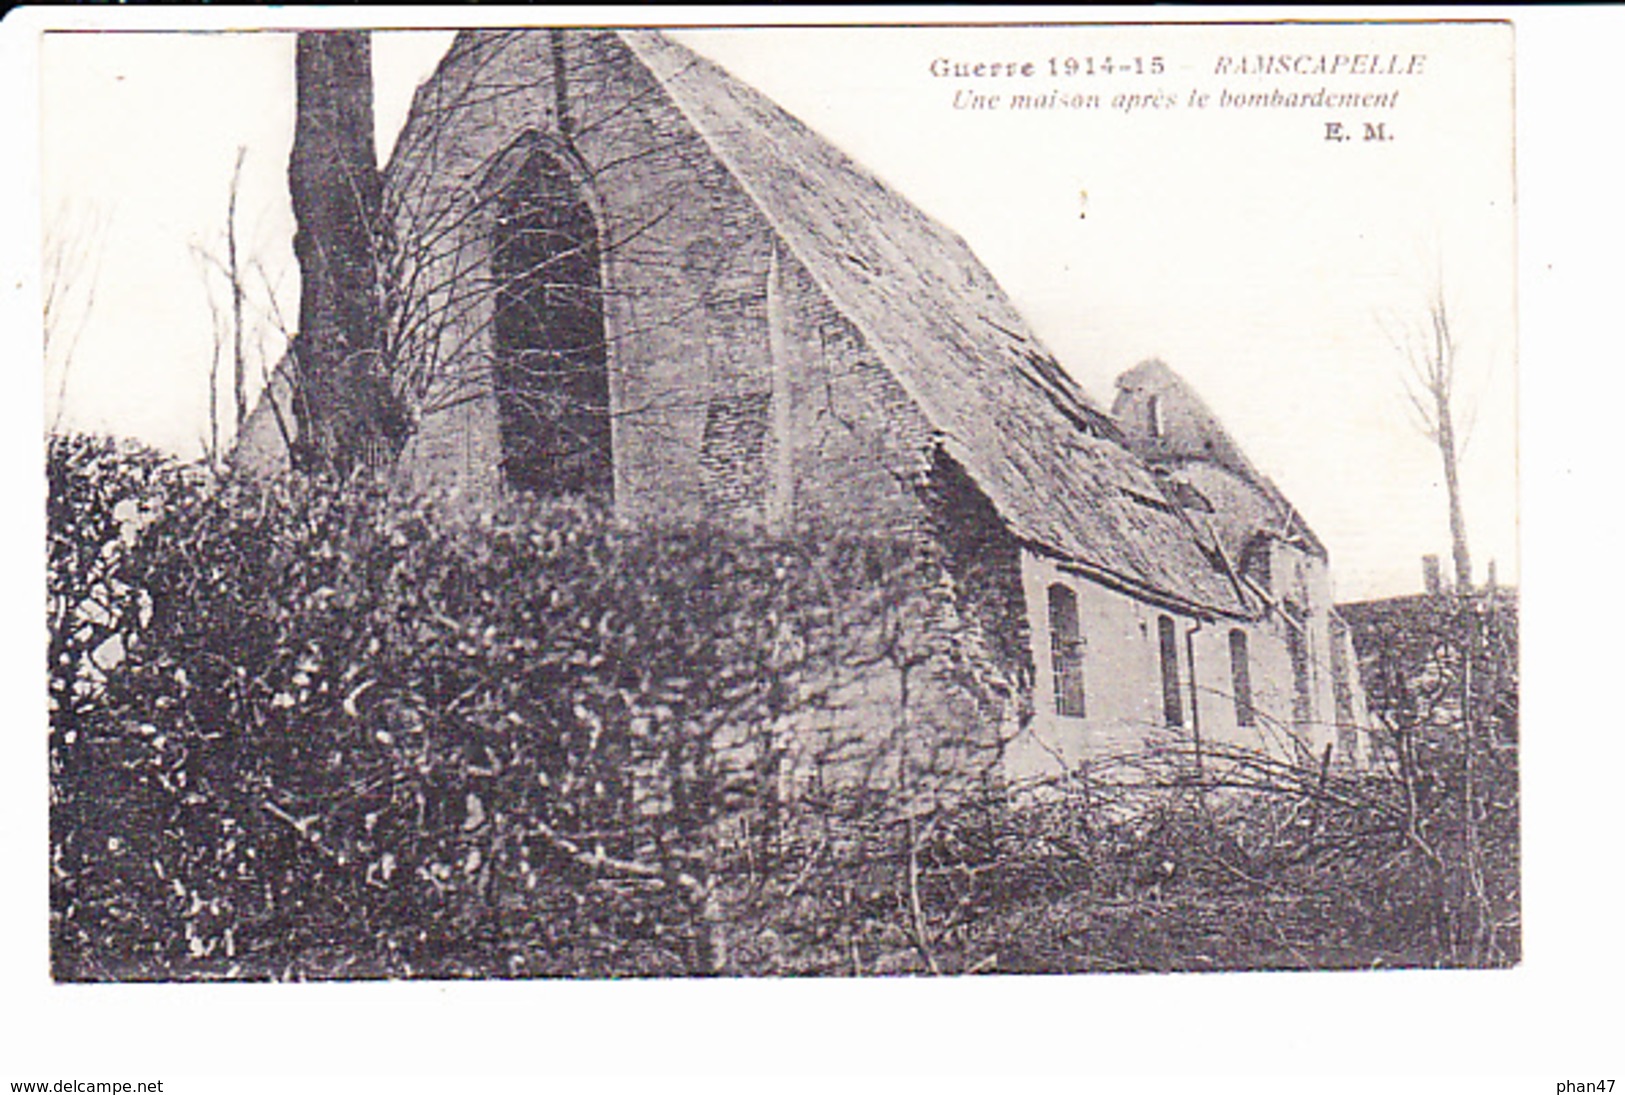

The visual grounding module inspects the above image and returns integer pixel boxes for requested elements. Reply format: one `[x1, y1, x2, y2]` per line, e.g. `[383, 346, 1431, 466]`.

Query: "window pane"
[1048, 584, 1085, 718]
[1287, 614, 1312, 729]
[1229, 628, 1254, 727]
[1158, 615, 1182, 727]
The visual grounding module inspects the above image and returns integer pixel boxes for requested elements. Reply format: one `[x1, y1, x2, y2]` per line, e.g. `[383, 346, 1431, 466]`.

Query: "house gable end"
[620, 30, 1248, 617]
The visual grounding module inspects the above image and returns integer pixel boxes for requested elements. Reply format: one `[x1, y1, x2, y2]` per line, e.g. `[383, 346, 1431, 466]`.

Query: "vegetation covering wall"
[48, 434, 995, 978]
[48, 435, 1518, 979]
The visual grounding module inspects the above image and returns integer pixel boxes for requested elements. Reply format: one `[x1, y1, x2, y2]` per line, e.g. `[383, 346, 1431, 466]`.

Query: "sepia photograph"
[39, 17, 1520, 982]
[14, 4, 1619, 1089]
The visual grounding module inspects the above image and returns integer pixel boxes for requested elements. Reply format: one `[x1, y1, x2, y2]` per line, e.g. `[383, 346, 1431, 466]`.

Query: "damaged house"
[236, 28, 1372, 784]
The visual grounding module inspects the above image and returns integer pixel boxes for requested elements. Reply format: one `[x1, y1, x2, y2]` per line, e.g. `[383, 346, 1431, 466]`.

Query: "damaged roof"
[622, 31, 1252, 617]
[1115, 358, 1326, 559]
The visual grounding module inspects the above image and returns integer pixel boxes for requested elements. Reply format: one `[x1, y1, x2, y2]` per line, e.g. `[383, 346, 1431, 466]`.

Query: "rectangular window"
[1331, 619, 1357, 762]
[1048, 584, 1086, 718]
[1287, 613, 1313, 729]
[1331, 622, 1355, 726]
[1158, 615, 1182, 727]
[1229, 628, 1255, 728]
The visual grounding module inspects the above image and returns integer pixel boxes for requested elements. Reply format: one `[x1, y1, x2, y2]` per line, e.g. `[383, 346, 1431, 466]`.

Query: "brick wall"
[253, 30, 1382, 785]
[384, 31, 936, 537]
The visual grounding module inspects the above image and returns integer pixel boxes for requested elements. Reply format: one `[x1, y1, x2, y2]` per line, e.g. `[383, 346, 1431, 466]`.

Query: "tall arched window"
[491, 144, 611, 498]
[1286, 610, 1313, 730]
[1158, 615, 1183, 727]
[1047, 583, 1086, 718]
[1229, 628, 1255, 728]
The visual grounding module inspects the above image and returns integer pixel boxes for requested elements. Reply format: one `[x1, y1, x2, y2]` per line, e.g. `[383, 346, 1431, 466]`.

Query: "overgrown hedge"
[48, 435, 1519, 978]
[48, 436, 996, 979]
[48, 434, 185, 737]
[1341, 592, 1521, 965]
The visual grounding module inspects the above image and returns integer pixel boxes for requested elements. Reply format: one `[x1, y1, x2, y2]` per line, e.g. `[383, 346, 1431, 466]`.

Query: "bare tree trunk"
[289, 30, 401, 475]
[1396, 293, 1473, 594]
[1434, 390, 1472, 592]
[228, 146, 248, 436]
[207, 304, 222, 464]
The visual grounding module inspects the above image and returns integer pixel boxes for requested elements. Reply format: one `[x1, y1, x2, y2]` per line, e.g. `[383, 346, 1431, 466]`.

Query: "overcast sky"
[38, 21, 1516, 601]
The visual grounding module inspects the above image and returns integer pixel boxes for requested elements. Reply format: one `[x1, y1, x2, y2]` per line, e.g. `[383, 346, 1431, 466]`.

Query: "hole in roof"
[1172, 481, 1214, 512]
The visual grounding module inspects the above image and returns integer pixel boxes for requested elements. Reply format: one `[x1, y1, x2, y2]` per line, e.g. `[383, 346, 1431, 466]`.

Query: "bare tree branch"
[43, 203, 109, 435]
[1390, 287, 1472, 591]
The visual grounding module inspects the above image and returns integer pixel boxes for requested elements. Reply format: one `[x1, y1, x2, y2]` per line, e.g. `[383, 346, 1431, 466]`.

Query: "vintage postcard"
[12, 4, 1584, 1088]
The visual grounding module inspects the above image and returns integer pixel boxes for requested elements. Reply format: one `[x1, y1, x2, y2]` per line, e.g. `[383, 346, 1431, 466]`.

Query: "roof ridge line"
[616, 30, 1246, 618]
[615, 29, 1013, 460]
[614, 30, 1137, 452]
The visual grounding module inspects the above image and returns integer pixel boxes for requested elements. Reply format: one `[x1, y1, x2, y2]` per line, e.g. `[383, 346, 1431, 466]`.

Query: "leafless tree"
[191, 252, 227, 464]
[227, 147, 249, 435]
[43, 203, 108, 435]
[1392, 287, 1474, 593]
[1386, 285, 1502, 962]
[286, 30, 405, 475]
[192, 146, 283, 466]
[267, 30, 725, 487]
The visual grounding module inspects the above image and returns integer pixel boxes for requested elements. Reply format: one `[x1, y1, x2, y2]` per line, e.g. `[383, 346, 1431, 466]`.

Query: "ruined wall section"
[383, 31, 936, 537]
[765, 248, 936, 536]
[385, 31, 730, 515]
[757, 250, 1013, 796]
[1113, 358, 1254, 484]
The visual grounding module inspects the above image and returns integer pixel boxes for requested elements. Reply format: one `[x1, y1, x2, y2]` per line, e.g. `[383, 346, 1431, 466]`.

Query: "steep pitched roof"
[621, 31, 1249, 616]
[1114, 358, 1326, 558]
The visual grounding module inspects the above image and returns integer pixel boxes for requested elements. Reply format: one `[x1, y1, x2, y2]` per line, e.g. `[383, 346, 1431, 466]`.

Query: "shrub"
[47, 433, 187, 733]
[49, 436, 1517, 978]
[49, 448, 995, 980]
[1342, 592, 1521, 965]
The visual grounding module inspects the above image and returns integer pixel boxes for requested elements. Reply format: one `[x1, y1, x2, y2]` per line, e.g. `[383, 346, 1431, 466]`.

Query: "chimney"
[288, 30, 397, 473]
[1422, 554, 1442, 596]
